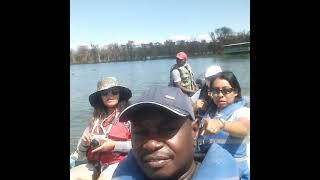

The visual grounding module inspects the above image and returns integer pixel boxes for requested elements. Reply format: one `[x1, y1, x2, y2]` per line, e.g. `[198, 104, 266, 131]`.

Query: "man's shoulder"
[170, 64, 178, 71]
[112, 151, 146, 179]
[171, 69, 181, 82]
[185, 63, 193, 70]
[171, 68, 179, 73]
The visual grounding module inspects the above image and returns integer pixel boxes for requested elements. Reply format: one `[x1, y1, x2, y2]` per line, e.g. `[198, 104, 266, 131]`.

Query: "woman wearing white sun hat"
[70, 77, 132, 180]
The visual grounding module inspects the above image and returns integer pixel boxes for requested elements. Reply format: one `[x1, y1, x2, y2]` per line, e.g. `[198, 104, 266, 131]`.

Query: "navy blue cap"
[119, 86, 195, 121]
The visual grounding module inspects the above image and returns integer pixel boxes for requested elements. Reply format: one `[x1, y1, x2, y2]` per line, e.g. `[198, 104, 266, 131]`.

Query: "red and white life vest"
[86, 110, 131, 165]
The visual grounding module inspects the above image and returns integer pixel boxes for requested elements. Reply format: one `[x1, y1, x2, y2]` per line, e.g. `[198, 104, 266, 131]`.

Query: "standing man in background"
[169, 51, 198, 96]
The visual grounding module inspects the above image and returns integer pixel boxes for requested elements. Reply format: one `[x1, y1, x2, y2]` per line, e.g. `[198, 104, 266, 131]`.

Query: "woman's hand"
[80, 133, 92, 146]
[91, 138, 116, 153]
[200, 118, 224, 135]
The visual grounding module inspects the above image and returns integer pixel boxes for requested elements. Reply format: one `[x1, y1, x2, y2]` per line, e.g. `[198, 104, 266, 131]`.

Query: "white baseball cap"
[205, 65, 222, 78]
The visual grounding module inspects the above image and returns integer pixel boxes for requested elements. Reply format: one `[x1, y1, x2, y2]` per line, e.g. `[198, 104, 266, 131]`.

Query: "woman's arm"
[201, 107, 250, 138]
[201, 118, 249, 138]
[114, 141, 132, 152]
[221, 117, 250, 138]
[71, 126, 91, 161]
[91, 139, 132, 153]
[174, 82, 197, 94]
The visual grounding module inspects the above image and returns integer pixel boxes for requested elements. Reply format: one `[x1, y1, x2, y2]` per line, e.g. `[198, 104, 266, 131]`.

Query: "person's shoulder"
[171, 69, 180, 78]
[236, 106, 250, 113]
[87, 116, 96, 126]
[172, 69, 179, 73]
[170, 64, 178, 70]
[233, 107, 250, 120]
[112, 151, 146, 179]
[185, 63, 193, 69]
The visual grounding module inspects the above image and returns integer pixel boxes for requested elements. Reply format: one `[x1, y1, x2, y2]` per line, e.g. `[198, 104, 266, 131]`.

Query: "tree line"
[70, 27, 250, 64]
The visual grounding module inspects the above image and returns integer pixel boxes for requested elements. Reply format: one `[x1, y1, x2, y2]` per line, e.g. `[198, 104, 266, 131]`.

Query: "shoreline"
[70, 53, 249, 65]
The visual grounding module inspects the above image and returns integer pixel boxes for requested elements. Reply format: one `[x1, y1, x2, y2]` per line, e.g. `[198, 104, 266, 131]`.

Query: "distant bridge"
[223, 42, 250, 54]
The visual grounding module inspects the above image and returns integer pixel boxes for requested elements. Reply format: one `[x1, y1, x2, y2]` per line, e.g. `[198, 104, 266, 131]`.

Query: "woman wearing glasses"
[198, 71, 250, 180]
[70, 77, 132, 180]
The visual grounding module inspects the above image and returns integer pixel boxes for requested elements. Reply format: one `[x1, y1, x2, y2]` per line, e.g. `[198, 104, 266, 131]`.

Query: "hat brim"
[176, 56, 186, 61]
[119, 102, 190, 122]
[89, 86, 132, 107]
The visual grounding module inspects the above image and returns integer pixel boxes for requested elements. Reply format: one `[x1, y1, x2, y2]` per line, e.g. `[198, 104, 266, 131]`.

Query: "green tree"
[215, 26, 233, 43]
[70, 27, 249, 64]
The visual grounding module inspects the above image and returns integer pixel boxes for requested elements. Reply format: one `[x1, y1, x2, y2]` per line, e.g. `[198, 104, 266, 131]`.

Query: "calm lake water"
[70, 55, 250, 153]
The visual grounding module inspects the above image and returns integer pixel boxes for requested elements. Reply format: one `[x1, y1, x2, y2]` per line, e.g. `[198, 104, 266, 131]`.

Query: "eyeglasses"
[101, 88, 119, 96]
[208, 87, 234, 95]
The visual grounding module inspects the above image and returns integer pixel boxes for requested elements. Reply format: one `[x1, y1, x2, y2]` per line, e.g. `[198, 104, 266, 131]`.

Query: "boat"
[223, 42, 250, 54]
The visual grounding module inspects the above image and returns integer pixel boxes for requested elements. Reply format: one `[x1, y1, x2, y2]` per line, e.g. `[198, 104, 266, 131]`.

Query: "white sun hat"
[205, 65, 222, 78]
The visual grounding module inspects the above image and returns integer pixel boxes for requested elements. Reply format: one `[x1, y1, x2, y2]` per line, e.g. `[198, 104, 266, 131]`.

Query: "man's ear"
[191, 119, 200, 140]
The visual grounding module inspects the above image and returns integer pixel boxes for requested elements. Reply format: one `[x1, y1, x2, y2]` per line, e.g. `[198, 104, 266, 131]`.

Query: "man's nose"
[142, 139, 164, 152]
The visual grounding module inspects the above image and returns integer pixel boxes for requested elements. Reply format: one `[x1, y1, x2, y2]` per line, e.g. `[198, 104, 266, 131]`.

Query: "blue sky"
[70, 0, 250, 49]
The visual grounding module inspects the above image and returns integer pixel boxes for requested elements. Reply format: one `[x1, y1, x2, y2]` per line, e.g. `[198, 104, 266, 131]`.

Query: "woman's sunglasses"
[208, 87, 234, 95]
[100, 88, 120, 96]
